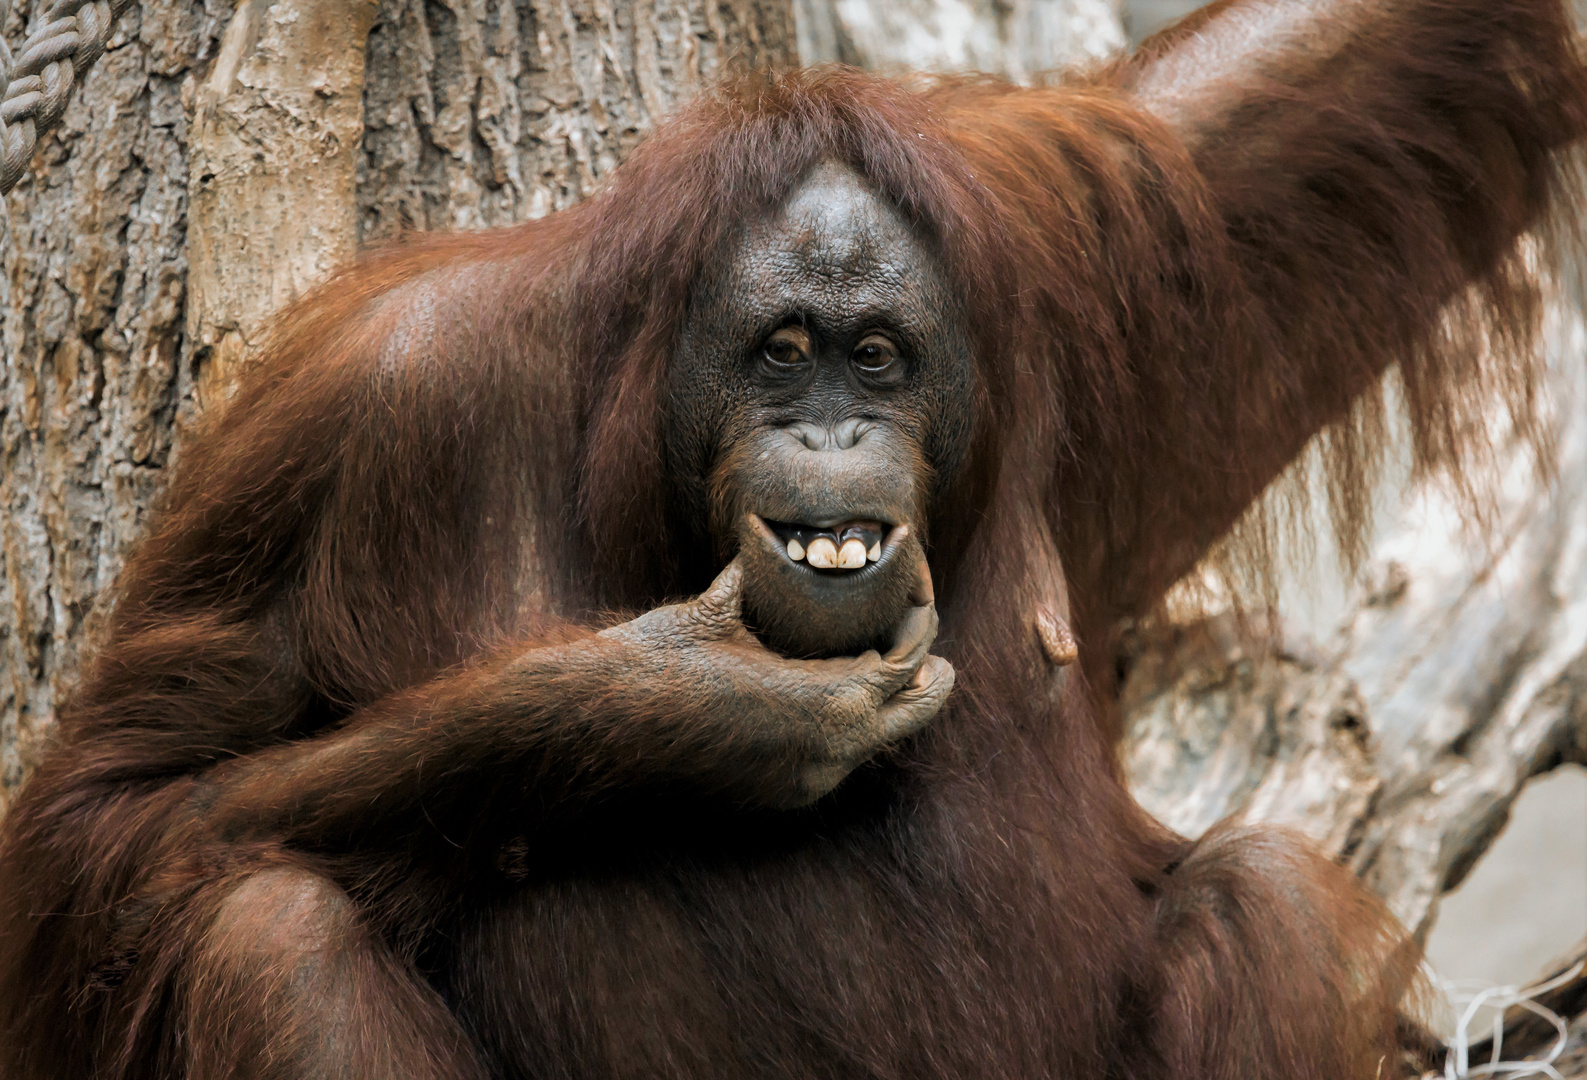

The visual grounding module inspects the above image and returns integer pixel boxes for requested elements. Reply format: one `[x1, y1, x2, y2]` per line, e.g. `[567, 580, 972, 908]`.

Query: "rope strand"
[0, 0, 136, 194]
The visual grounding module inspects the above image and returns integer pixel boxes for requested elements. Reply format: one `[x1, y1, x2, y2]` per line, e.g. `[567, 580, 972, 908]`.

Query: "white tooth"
[838, 538, 867, 569]
[786, 538, 806, 561]
[867, 541, 881, 562]
[806, 537, 839, 569]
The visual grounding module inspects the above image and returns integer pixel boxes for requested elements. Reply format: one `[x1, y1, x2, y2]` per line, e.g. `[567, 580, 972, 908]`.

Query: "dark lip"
[772, 514, 896, 531]
[762, 518, 888, 550]
[746, 513, 910, 576]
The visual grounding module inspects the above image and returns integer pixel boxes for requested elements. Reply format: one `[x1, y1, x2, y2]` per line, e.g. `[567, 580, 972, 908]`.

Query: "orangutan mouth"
[753, 516, 902, 572]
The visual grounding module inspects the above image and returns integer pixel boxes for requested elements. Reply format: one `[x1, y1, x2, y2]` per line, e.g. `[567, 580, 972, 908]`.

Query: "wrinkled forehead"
[706, 161, 953, 325]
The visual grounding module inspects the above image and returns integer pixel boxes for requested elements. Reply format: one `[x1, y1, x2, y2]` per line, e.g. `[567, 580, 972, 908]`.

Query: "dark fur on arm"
[1109, 0, 1587, 614]
[931, 0, 1587, 662]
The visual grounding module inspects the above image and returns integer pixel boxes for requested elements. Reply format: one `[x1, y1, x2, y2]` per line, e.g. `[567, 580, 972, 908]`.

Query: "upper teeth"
[806, 537, 839, 569]
[784, 530, 884, 569]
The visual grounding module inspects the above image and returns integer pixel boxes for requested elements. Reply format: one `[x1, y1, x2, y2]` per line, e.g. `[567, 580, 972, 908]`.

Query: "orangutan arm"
[198, 561, 951, 851]
[1078, 0, 1587, 623]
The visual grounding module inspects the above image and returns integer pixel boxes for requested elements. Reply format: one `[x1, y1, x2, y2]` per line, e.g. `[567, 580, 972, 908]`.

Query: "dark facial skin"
[668, 162, 976, 658]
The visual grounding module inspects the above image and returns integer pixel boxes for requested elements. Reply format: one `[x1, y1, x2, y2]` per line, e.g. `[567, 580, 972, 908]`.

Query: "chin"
[735, 513, 922, 658]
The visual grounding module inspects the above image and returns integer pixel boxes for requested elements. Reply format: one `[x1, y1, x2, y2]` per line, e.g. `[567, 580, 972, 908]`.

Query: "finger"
[848, 603, 937, 706]
[907, 548, 935, 607]
[882, 601, 938, 673]
[873, 655, 955, 743]
[696, 557, 744, 617]
[791, 649, 881, 686]
[791, 605, 932, 706]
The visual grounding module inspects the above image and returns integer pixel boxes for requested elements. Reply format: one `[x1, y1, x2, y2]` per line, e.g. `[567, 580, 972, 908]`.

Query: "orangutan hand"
[597, 555, 954, 807]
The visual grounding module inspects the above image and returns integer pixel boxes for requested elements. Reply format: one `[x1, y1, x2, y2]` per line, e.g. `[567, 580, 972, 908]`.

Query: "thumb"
[696, 557, 745, 618]
[907, 543, 935, 607]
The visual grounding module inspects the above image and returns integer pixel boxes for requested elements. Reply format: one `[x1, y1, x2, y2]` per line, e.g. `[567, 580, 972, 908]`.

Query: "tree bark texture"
[1121, 299, 1587, 941]
[1120, 299, 1587, 1074]
[186, 0, 380, 403]
[0, 0, 794, 815]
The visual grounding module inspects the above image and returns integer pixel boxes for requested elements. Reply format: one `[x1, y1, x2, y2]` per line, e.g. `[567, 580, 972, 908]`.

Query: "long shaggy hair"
[1, 0, 1584, 1076]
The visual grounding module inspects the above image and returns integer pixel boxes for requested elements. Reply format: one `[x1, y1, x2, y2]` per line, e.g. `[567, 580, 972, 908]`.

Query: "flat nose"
[784, 419, 875, 451]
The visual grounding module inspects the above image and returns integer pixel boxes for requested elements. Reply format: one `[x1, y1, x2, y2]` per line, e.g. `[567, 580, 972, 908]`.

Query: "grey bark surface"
[794, 0, 1121, 79]
[1121, 302, 1587, 940]
[0, 0, 794, 815]
[1120, 301, 1587, 1074]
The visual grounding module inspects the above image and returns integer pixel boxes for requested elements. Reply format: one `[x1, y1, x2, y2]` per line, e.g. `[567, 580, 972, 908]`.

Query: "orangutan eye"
[851, 334, 902, 381]
[761, 327, 813, 372]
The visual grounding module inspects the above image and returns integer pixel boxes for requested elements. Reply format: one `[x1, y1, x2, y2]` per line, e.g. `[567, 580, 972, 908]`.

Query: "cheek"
[914, 360, 977, 494]
[662, 382, 752, 539]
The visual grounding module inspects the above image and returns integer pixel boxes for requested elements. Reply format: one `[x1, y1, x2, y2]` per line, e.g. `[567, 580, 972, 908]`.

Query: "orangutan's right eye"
[761, 327, 813, 373]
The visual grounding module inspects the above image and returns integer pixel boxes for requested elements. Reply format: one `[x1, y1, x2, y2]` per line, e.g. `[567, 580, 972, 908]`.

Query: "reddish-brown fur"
[2, 0, 1584, 1076]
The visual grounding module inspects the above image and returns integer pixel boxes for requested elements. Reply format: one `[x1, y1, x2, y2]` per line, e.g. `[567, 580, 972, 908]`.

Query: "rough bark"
[0, 0, 215, 810]
[358, 0, 792, 235]
[1120, 299, 1587, 1075]
[187, 0, 380, 404]
[1121, 299, 1587, 940]
[0, 0, 794, 816]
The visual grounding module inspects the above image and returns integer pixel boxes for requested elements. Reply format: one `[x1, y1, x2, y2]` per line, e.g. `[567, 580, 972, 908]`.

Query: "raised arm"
[1121, 0, 1587, 610]
[940, 0, 1587, 642]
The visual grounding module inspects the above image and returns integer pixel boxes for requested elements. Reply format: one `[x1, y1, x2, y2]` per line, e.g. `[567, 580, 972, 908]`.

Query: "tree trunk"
[794, 0, 1121, 80]
[0, 0, 794, 815]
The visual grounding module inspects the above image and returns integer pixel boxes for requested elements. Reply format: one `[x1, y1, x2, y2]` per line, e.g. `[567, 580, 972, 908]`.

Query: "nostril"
[835, 419, 874, 450]
[783, 420, 876, 452]
[784, 422, 827, 451]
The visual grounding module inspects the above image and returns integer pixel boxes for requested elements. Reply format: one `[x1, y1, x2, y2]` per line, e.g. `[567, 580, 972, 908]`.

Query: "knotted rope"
[0, 0, 135, 194]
